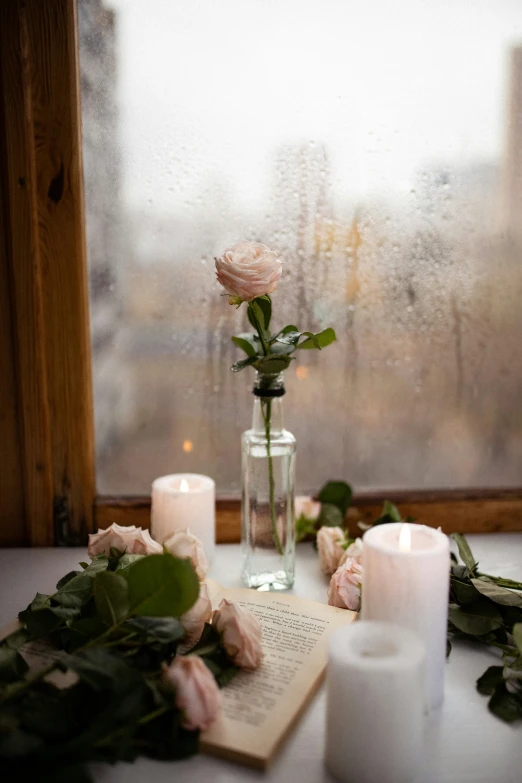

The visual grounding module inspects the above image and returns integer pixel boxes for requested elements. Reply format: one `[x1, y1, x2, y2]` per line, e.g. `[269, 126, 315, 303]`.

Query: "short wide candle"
[151, 474, 215, 562]
[326, 621, 425, 783]
[361, 522, 450, 709]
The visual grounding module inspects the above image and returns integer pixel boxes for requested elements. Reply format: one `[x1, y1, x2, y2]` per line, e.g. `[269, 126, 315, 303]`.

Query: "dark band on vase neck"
[253, 386, 286, 398]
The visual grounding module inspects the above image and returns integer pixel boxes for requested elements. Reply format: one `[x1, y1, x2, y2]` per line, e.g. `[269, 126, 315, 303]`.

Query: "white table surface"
[1, 536, 521, 782]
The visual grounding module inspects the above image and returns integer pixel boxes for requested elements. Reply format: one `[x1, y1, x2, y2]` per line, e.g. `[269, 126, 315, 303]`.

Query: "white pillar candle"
[361, 522, 450, 710]
[326, 621, 425, 783]
[151, 474, 215, 562]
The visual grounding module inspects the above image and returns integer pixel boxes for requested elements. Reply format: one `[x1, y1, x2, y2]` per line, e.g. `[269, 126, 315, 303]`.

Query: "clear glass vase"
[241, 371, 296, 590]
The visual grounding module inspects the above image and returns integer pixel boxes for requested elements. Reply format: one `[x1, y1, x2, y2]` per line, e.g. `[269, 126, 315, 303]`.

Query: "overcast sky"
[107, 0, 522, 214]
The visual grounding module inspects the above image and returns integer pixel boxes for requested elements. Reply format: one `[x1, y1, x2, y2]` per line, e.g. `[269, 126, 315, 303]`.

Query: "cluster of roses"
[295, 497, 363, 612]
[88, 524, 263, 732]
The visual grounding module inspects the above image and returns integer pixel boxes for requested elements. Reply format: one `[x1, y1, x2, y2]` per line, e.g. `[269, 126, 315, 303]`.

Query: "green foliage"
[254, 356, 293, 374]
[231, 334, 258, 357]
[125, 554, 199, 617]
[371, 500, 414, 526]
[451, 533, 478, 577]
[476, 666, 504, 696]
[296, 327, 337, 350]
[0, 648, 28, 683]
[317, 504, 344, 528]
[230, 355, 258, 373]
[0, 548, 233, 778]
[318, 481, 352, 516]
[449, 533, 522, 723]
[229, 296, 336, 372]
[93, 571, 129, 626]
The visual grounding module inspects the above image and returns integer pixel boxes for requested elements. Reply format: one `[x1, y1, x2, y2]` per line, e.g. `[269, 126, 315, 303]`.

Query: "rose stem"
[262, 399, 283, 556]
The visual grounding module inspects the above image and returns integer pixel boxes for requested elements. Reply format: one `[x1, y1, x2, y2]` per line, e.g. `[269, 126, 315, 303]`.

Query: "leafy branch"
[230, 295, 337, 374]
[0, 550, 238, 781]
[448, 534, 522, 723]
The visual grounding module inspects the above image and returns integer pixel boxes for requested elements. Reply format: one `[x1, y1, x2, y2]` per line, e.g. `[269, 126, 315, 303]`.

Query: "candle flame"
[180, 478, 189, 493]
[398, 523, 411, 552]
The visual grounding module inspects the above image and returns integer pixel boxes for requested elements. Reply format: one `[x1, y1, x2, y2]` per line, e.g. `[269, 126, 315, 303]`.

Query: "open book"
[202, 582, 356, 769]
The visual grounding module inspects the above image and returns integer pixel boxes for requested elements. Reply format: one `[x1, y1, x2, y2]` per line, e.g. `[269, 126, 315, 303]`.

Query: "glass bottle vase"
[241, 372, 296, 590]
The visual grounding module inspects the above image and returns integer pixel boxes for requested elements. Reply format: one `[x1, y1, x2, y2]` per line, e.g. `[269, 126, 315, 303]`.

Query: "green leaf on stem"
[275, 330, 302, 346]
[254, 356, 293, 374]
[82, 556, 110, 577]
[124, 554, 199, 618]
[270, 324, 298, 343]
[0, 647, 29, 682]
[62, 617, 107, 650]
[450, 577, 480, 605]
[451, 533, 478, 576]
[488, 683, 522, 723]
[116, 554, 145, 571]
[252, 295, 272, 331]
[56, 571, 81, 591]
[477, 666, 504, 696]
[54, 574, 93, 609]
[247, 300, 268, 335]
[372, 500, 403, 526]
[317, 503, 344, 528]
[513, 623, 522, 655]
[125, 616, 185, 644]
[231, 335, 258, 357]
[471, 578, 522, 607]
[65, 648, 142, 693]
[318, 481, 352, 516]
[269, 341, 296, 356]
[230, 356, 257, 373]
[4, 627, 29, 651]
[296, 327, 336, 350]
[448, 601, 503, 636]
[48, 606, 81, 621]
[21, 608, 64, 640]
[94, 571, 130, 626]
[296, 515, 317, 542]
[31, 593, 51, 611]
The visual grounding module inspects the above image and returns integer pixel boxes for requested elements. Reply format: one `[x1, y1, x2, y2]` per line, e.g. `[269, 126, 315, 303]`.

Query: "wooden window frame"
[1, 0, 521, 546]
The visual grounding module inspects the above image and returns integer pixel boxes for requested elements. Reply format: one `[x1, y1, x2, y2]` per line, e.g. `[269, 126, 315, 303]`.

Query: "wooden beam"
[0, 0, 54, 545]
[0, 0, 95, 545]
[0, 64, 26, 544]
[94, 489, 522, 545]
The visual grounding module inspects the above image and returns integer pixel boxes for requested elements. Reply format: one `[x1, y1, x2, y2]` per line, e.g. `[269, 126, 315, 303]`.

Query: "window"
[80, 0, 522, 497]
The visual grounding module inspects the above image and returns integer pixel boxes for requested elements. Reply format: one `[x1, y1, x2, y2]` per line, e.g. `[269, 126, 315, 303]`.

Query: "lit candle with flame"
[361, 521, 449, 710]
[151, 474, 215, 562]
[398, 522, 411, 552]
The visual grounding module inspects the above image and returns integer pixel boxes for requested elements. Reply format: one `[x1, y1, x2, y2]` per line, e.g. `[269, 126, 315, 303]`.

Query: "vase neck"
[252, 396, 284, 436]
[251, 371, 286, 436]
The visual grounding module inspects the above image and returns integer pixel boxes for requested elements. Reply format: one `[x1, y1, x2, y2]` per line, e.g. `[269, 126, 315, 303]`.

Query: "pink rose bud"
[215, 241, 282, 303]
[338, 537, 363, 567]
[162, 655, 222, 731]
[317, 526, 347, 576]
[328, 558, 363, 612]
[295, 495, 322, 522]
[163, 529, 209, 581]
[87, 523, 162, 557]
[212, 599, 263, 670]
[180, 582, 213, 647]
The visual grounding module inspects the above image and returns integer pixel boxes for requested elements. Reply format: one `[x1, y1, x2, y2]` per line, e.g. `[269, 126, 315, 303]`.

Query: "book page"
[200, 588, 356, 768]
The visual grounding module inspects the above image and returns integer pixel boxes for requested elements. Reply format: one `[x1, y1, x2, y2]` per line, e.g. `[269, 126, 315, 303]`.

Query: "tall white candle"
[151, 474, 215, 562]
[361, 522, 449, 709]
[326, 621, 425, 783]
